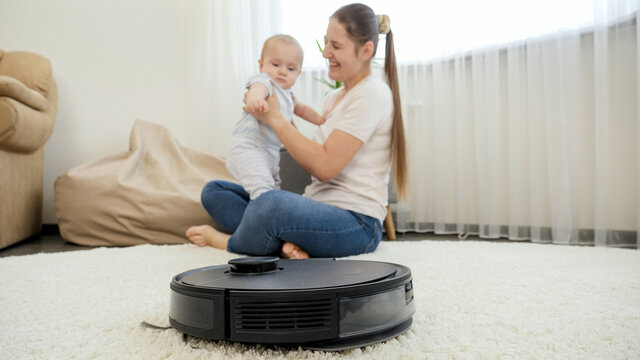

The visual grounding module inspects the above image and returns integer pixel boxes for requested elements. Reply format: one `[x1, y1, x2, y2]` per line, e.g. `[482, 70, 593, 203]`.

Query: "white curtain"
[184, 0, 282, 156]
[387, 1, 639, 248]
[187, 0, 639, 248]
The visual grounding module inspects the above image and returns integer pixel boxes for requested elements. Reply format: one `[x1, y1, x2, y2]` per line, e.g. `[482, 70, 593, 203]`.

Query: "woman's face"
[323, 18, 369, 85]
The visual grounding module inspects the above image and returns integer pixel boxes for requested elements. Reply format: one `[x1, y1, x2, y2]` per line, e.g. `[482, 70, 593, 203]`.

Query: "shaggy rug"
[1, 240, 638, 359]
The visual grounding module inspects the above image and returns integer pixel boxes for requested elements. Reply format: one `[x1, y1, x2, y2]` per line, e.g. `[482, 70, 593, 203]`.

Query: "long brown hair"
[332, 3, 408, 199]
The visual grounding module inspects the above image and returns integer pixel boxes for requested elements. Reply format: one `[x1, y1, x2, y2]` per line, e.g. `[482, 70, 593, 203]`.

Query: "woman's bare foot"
[185, 225, 230, 250]
[281, 242, 310, 259]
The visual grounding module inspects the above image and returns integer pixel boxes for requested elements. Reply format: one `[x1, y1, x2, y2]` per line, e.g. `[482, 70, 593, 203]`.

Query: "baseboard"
[398, 222, 638, 248]
[40, 224, 60, 235]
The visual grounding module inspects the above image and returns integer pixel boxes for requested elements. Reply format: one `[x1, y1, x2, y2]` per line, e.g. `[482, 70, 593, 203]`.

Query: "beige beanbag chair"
[55, 119, 235, 246]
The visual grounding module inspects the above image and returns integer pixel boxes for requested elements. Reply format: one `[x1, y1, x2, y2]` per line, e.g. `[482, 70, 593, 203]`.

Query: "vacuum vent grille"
[230, 297, 337, 342]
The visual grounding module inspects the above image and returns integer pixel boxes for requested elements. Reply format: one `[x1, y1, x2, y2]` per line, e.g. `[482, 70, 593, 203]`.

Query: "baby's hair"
[261, 34, 304, 67]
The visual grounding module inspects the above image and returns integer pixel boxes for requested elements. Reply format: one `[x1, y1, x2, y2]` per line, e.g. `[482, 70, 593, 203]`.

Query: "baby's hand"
[247, 98, 269, 113]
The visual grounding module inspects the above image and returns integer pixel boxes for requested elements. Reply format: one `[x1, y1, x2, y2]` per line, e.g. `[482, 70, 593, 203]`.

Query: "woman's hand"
[243, 91, 283, 127]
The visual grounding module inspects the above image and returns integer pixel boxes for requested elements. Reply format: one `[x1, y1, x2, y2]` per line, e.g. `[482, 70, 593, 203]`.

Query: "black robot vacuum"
[169, 256, 415, 351]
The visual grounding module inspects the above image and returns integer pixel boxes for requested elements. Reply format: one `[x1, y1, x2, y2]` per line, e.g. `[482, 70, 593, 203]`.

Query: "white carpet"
[1, 240, 639, 359]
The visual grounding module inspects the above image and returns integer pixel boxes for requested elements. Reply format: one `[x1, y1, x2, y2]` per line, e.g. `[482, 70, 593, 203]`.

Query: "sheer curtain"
[386, 1, 639, 248]
[184, 0, 283, 156]
[187, 0, 639, 248]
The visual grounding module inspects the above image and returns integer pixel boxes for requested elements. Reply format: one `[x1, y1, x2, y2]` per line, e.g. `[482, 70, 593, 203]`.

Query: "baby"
[226, 34, 324, 199]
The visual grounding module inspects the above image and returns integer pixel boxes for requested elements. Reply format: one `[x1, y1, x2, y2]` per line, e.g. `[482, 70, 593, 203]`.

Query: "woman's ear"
[360, 41, 375, 61]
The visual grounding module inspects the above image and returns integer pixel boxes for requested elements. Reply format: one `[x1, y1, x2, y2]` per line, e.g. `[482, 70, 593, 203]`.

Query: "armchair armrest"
[0, 50, 57, 154]
[0, 51, 52, 98]
[0, 75, 47, 111]
[0, 80, 57, 153]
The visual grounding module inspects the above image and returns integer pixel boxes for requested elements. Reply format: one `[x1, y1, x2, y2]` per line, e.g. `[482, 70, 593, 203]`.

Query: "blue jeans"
[200, 180, 382, 257]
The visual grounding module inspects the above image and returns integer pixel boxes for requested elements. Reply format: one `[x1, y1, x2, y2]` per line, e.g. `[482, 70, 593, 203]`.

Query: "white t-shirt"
[303, 74, 393, 222]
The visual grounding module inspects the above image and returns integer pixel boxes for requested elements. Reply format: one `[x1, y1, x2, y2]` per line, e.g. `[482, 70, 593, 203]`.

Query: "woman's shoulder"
[346, 75, 392, 110]
[353, 74, 391, 98]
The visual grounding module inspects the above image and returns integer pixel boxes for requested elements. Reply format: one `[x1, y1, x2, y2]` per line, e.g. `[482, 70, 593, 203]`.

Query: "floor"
[0, 225, 94, 258]
[0, 225, 464, 258]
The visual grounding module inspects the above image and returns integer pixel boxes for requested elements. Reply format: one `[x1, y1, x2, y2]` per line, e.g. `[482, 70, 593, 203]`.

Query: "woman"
[187, 3, 407, 259]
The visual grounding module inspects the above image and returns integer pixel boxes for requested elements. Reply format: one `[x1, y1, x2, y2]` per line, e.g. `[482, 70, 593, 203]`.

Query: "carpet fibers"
[1, 240, 638, 359]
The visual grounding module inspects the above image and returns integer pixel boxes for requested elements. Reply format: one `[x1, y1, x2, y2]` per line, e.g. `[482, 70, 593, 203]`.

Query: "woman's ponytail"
[381, 24, 407, 199]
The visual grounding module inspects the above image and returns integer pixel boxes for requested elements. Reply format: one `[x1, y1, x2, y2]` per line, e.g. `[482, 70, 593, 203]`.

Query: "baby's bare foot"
[186, 225, 230, 250]
[281, 242, 310, 259]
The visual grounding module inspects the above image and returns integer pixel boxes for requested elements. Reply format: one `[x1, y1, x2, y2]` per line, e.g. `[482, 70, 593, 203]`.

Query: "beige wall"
[0, 0, 188, 223]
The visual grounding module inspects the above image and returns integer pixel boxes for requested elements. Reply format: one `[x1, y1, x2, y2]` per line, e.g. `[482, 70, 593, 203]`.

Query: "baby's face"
[259, 41, 302, 89]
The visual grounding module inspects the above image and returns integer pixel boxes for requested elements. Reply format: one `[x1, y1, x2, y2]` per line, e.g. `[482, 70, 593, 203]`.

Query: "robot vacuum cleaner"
[169, 256, 415, 351]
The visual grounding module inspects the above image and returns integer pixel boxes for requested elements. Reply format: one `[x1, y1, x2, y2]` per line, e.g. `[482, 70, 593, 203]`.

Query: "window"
[281, 0, 594, 69]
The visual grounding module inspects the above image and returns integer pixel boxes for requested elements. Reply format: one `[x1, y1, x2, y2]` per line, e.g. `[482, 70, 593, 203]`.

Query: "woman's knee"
[201, 180, 236, 204]
[201, 181, 217, 204]
[259, 189, 297, 206]
[245, 190, 296, 221]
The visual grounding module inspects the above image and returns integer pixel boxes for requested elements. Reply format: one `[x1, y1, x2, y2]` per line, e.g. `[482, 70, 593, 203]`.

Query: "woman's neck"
[327, 68, 371, 115]
[343, 68, 371, 91]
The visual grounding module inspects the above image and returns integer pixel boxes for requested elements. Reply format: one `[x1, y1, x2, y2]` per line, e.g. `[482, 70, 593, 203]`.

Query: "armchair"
[0, 50, 57, 249]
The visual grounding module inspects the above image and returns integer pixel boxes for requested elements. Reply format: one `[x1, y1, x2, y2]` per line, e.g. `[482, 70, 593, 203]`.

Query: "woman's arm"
[246, 92, 363, 181]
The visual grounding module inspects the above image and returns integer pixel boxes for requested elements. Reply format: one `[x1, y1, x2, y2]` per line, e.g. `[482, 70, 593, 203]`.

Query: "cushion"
[54, 120, 236, 246]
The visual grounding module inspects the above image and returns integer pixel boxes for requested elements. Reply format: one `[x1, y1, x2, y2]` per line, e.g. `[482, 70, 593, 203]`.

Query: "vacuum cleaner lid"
[169, 257, 415, 351]
[178, 256, 400, 291]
